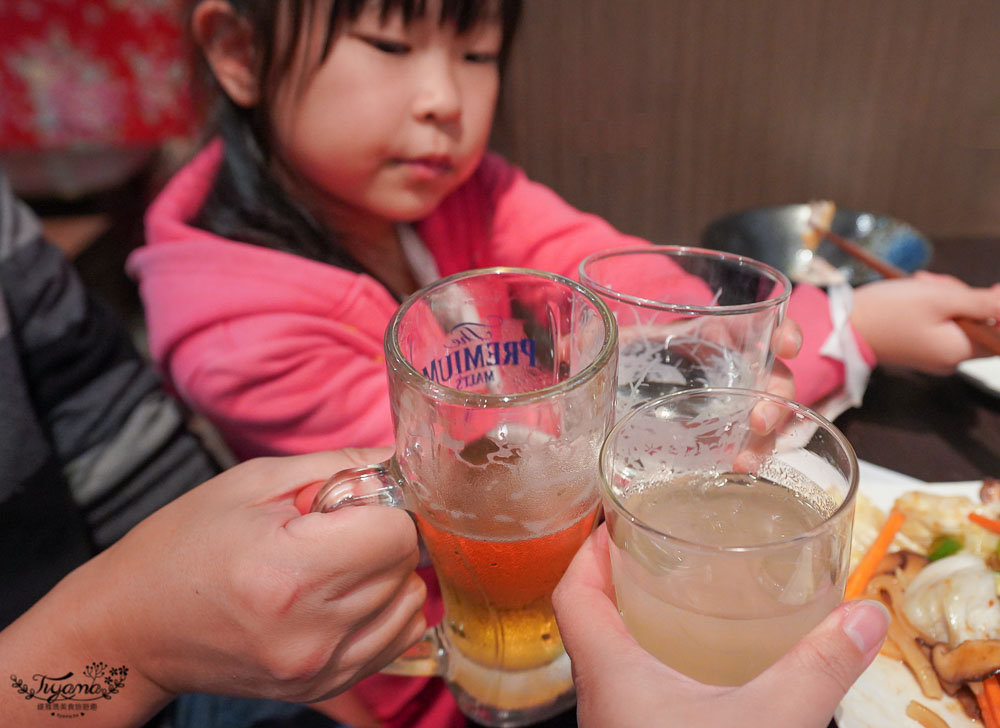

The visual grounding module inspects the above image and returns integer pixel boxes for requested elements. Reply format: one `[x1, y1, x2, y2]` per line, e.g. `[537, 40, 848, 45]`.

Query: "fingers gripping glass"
[312, 268, 618, 727]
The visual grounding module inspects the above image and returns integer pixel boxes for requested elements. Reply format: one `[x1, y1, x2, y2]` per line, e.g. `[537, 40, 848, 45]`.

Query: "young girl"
[128, 0, 1000, 725]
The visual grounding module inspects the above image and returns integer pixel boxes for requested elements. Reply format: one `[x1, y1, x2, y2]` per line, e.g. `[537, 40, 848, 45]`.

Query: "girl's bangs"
[334, 0, 512, 33]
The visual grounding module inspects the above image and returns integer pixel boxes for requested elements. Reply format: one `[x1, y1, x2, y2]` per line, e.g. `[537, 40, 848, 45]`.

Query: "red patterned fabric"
[0, 0, 195, 150]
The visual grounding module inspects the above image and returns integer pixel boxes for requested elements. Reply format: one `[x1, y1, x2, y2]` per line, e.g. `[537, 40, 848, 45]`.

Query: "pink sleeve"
[130, 226, 400, 459]
[167, 313, 395, 460]
[782, 283, 877, 406]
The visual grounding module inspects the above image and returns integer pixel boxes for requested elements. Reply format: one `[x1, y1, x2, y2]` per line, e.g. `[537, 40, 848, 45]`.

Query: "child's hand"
[851, 272, 1000, 374]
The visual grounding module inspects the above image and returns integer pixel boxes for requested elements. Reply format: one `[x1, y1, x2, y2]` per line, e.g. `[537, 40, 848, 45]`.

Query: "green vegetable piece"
[928, 535, 963, 561]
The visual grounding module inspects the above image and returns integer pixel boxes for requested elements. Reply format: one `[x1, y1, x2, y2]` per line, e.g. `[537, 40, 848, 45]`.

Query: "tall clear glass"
[313, 268, 618, 727]
[580, 246, 791, 416]
[600, 387, 858, 686]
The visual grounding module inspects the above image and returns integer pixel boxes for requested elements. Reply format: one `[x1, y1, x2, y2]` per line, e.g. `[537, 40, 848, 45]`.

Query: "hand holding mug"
[0, 449, 426, 727]
[81, 450, 423, 702]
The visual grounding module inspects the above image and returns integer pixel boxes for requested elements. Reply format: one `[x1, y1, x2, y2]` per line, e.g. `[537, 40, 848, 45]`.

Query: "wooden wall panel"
[491, 0, 1000, 242]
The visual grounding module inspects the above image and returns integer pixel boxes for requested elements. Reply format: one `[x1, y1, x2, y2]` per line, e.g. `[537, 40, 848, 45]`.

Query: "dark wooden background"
[492, 0, 1000, 243]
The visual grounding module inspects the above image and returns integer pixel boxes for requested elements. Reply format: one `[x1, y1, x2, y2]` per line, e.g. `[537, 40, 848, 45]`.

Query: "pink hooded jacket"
[132, 141, 872, 461]
[129, 140, 875, 728]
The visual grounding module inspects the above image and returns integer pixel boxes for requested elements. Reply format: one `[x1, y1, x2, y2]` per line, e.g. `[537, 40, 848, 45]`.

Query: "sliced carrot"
[976, 689, 999, 728]
[844, 510, 906, 601]
[970, 512, 1000, 535]
[984, 676, 1000, 728]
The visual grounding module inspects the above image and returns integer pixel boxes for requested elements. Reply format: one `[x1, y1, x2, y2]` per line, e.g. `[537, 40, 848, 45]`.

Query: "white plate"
[958, 356, 1000, 397]
[854, 460, 980, 509]
[835, 461, 983, 728]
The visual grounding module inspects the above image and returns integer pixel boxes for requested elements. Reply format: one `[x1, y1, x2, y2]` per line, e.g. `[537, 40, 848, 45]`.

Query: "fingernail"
[789, 326, 803, 353]
[759, 403, 779, 432]
[841, 600, 890, 658]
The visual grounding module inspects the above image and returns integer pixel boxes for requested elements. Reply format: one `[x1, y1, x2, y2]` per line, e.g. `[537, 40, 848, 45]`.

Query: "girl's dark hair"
[190, 0, 523, 278]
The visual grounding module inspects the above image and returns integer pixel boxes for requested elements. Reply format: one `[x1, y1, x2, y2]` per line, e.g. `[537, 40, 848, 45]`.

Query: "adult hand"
[110, 448, 424, 701]
[851, 273, 1000, 374]
[3, 448, 426, 727]
[553, 525, 889, 728]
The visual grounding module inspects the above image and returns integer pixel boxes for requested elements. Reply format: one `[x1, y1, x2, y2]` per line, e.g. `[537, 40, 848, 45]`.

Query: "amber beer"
[412, 455, 600, 707]
[417, 501, 597, 688]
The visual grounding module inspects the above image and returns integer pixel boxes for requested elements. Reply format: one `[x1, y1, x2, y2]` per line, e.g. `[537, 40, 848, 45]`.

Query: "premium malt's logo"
[422, 319, 537, 389]
[10, 661, 127, 719]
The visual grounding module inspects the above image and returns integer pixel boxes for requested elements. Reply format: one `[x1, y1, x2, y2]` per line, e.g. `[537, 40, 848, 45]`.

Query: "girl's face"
[269, 1, 503, 227]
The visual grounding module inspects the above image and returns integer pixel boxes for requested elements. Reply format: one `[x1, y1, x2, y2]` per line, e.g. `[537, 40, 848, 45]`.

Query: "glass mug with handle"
[600, 387, 858, 687]
[312, 267, 618, 727]
[580, 246, 791, 416]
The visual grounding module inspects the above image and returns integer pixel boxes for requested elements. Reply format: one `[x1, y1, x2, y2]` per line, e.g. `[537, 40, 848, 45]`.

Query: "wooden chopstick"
[809, 222, 1000, 357]
[808, 224, 907, 279]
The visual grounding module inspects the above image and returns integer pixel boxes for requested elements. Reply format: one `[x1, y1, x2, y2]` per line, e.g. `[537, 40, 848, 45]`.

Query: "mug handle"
[312, 460, 404, 511]
[311, 460, 449, 678]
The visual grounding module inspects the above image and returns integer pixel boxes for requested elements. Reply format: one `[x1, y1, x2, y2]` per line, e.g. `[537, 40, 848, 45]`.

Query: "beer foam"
[416, 425, 600, 539]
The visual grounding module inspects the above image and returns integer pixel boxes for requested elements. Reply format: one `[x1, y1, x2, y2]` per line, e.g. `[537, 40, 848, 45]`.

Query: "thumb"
[750, 599, 889, 723]
[554, 525, 638, 663]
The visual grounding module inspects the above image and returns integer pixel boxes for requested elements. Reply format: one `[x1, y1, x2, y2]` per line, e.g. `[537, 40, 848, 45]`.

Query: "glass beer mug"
[312, 268, 618, 727]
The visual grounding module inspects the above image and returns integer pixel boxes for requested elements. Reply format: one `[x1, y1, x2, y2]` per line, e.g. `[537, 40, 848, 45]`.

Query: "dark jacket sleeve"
[0, 172, 220, 551]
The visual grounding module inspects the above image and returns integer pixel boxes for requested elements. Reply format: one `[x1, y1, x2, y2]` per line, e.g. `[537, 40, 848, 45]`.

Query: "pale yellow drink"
[607, 472, 844, 686]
